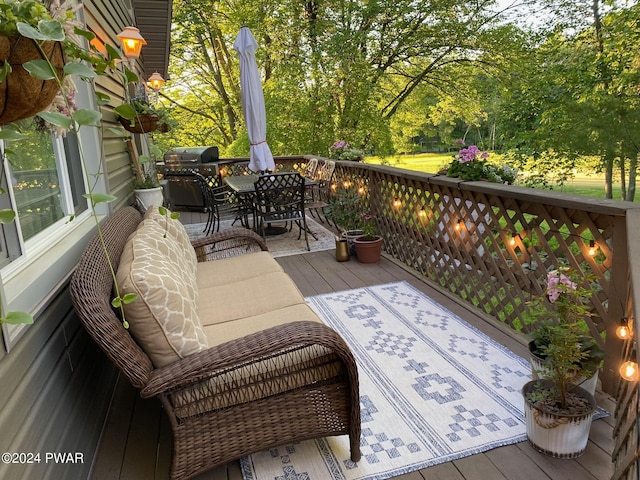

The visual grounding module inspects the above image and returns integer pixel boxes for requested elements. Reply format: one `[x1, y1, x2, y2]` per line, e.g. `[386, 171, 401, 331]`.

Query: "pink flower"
[457, 145, 484, 163]
[546, 271, 577, 303]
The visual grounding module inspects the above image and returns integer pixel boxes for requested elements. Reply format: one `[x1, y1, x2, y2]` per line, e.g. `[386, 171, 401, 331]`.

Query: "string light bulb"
[620, 361, 640, 382]
[509, 232, 517, 247]
[616, 318, 632, 340]
[588, 240, 597, 257]
[418, 205, 427, 218]
[455, 219, 463, 232]
[343, 180, 352, 188]
[358, 186, 365, 195]
[393, 197, 401, 208]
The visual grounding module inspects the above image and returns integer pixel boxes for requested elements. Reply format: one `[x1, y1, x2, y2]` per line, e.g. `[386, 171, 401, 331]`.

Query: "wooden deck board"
[90, 248, 615, 480]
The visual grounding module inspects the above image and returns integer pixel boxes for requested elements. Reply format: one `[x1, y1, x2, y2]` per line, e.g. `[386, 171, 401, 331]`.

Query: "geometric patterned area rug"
[183, 216, 336, 258]
[240, 281, 607, 480]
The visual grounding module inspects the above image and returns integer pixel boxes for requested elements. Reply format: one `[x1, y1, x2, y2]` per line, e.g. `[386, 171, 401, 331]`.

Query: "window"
[0, 74, 107, 351]
[3, 118, 88, 242]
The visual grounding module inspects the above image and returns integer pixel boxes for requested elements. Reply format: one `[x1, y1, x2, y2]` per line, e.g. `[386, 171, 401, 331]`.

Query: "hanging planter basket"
[0, 35, 65, 126]
[118, 113, 159, 134]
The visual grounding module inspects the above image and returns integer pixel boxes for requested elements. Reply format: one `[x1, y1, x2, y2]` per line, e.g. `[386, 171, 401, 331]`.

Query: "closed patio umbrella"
[233, 26, 275, 173]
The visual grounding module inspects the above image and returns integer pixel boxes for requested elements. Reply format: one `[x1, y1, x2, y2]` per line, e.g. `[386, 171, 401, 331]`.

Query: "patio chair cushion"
[144, 206, 197, 277]
[195, 251, 283, 288]
[117, 219, 208, 367]
[197, 271, 308, 327]
[201, 303, 322, 348]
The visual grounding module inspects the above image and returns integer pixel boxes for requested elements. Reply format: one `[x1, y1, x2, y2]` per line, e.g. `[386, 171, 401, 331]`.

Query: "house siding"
[0, 0, 156, 478]
[0, 287, 119, 480]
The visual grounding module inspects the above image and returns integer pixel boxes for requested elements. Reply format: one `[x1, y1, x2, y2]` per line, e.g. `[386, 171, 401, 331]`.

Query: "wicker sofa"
[70, 206, 361, 480]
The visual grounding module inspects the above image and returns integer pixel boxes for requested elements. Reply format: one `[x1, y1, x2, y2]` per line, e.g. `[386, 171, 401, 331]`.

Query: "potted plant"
[0, 0, 107, 126]
[353, 213, 382, 263]
[442, 141, 518, 184]
[326, 184, 383, 263]
[328, 140, 364, 162]
[326, 185, 365, 251]
[115, 88, 174, 134]
[522, 321, 597, 458]
[524, 266, 604, 396]
[132, 143, 164, 211]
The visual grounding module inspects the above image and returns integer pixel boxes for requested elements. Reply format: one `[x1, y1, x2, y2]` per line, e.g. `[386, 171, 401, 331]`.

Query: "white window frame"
[0, 77, 110, 352]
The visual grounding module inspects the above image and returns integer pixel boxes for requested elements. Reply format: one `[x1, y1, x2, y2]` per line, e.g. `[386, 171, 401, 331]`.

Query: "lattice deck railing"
[166, 155, 640, 480]
[329, 161, 638, 391]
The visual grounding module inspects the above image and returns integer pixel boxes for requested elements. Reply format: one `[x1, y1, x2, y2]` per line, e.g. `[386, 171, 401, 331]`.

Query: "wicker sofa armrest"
[141, 321, 358, 398]
[191, 227, 268, 262]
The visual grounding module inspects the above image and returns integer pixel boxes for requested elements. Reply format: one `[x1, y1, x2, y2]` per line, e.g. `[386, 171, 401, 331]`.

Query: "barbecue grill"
[161, 147, 220, 211]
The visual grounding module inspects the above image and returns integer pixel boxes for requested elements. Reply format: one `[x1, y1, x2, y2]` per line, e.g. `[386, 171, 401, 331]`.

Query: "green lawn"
[365, 153, 629, 202]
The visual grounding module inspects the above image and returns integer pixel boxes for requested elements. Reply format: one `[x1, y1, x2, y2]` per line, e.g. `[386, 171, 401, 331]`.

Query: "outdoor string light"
[620, 361, 639, 382]
[455, 219, 463, 231]
[393, 197, 401, 208]
[616, 318, 632, 340]
[588, 240, 597, 257]
[509, 232, 517, 247]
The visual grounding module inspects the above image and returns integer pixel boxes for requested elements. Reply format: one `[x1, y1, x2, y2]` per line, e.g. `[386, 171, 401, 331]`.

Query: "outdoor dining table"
[223, 173, 316, 234]
[223, 173, 315, 195]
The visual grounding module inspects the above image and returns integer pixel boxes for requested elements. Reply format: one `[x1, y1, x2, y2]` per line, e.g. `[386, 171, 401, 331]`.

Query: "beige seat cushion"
[198, 271, 306, 328]
[202, 303, 322, 347]
[196, 251, 283, 288]
[117, 220, 208, 367]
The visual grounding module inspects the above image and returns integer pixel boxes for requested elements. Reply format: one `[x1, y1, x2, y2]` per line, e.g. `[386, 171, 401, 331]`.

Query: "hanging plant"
[0, 34, 66, 125]
[0, 1, 103, 129]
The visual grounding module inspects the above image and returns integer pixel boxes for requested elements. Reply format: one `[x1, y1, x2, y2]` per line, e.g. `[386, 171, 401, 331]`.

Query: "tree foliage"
[159, 0, 640, 200]
[163, 0, 518, 157]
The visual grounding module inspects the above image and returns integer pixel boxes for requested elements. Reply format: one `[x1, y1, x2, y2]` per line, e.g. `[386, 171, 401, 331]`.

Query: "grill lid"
[163, 146, 219, 164]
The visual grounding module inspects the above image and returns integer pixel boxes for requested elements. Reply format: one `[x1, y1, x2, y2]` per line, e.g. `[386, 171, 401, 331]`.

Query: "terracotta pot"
[353, 235, 383, 263]
[522, 379, 595, 459]
[0, 35, 65, 126]
[118, 113, 159, 133]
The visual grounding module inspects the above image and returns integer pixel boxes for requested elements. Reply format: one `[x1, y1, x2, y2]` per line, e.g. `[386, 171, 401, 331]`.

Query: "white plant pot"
[134, 187, 164, 212]
[529, 342, 599, 397]
[522, 379, 595, 459]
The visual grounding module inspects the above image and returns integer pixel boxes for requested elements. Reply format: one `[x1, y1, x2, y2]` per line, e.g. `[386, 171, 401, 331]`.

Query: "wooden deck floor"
[90, 246, 616, 480]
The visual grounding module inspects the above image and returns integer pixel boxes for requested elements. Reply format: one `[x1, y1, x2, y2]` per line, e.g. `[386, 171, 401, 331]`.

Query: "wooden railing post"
[611, 209, 640, 480]
[604, 215, 631, 394]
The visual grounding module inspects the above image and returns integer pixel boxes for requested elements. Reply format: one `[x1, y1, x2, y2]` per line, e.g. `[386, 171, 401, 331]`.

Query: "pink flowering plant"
[326, 185, 377, 239]
[360, 213, 378, 240]
[445, 141, 517, 184]
[328, 140, 364, 161]
[524, 265, 604, 385]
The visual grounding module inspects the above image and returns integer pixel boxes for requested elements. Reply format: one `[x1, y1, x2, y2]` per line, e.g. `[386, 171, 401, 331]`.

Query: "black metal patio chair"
[254, 172, 310, 251]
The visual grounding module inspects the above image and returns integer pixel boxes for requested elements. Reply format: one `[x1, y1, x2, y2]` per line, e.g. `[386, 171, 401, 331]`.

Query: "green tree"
[164, 0, 523, 157]
[494, 1, 639, 199]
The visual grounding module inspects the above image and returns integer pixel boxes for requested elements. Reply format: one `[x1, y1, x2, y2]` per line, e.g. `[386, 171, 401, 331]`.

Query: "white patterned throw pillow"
[116, 219, 208, 367]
